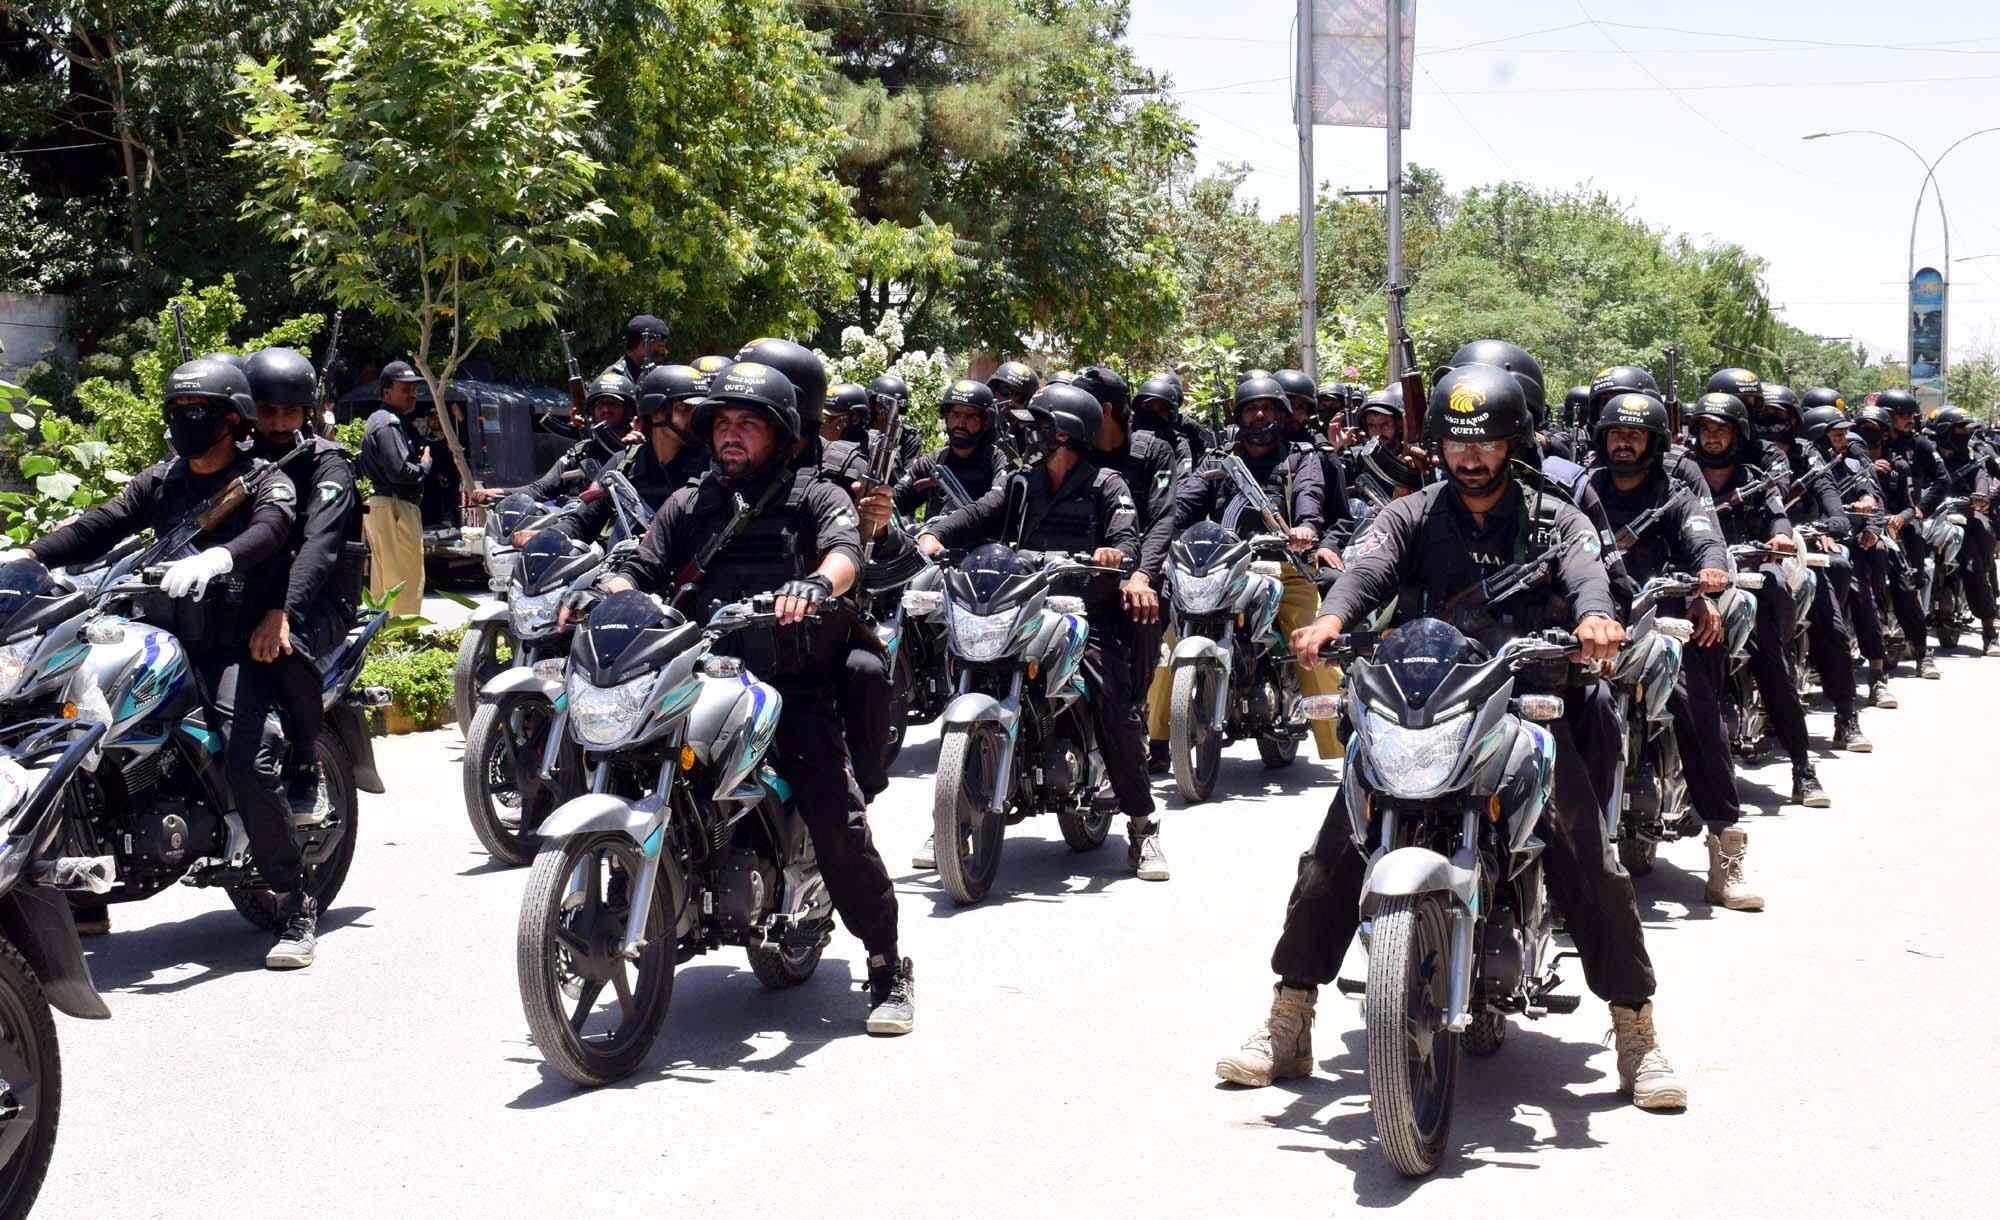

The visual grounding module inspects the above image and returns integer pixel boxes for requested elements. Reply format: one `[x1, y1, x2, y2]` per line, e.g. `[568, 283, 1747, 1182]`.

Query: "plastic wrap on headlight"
[0, 639, 36, 702]
[567, 672, 653, 746]
[510, 587, 564, 637]
[1361, 708, 1473, 796]
[1173, 566, 1237, 615]
[947, 603, 1018, 662]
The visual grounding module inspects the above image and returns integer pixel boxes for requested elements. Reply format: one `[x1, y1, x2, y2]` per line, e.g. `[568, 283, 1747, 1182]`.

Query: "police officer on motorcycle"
[1852, 404, 1938, 680]
[894, 379, 1011, 522]
[1220, 360, 1686, 1111]
[1924, 405, 2000, 655]
[1586, 391, 1761, 910]
[822, 382, 871, 444]
[1802, 393, 1897, 708]
[1130, 375, 1201, 474]
[8, 358, 308, 961]
[917, 384, 1169, 882]
[543, 364, 712, 546]
[866, 373, 925, 478]
[594, 360, 915, 1035]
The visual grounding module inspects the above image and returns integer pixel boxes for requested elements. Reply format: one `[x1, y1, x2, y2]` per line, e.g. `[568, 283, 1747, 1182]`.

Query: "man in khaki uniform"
[358, 360, 429, 615]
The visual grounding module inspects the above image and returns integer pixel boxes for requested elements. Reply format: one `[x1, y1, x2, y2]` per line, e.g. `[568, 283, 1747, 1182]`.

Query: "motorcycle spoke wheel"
[463, 694, 572, 867]
[1366, 894, 1461, 1177]
[517, 834, 674, 1087]
[0, 940, 58, 1219]
[933, 728, 1005, 905]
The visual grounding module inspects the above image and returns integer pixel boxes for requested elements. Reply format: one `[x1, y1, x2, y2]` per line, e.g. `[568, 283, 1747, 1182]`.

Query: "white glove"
[161, 547, 234, 598]
[0, 548, 33, 565]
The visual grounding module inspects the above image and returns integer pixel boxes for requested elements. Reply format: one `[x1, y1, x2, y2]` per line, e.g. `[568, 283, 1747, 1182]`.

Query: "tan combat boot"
[1215, 984, 1316, 1087]
[1704, 827, 1765, 911]
[1608, 1001, 1687, 1110]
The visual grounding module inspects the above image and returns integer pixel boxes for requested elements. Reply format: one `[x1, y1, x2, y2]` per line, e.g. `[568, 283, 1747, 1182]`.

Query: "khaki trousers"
[363, 495, 425, 617]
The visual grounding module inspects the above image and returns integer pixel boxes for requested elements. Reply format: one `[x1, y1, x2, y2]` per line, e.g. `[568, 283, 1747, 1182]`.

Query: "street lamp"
[1802, 126, 2000, 398]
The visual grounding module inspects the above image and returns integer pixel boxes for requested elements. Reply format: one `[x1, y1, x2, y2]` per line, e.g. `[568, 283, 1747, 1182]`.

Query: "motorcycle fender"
[328, 702, 385, 794]
[942, 692, 1017, 736]
[0, 888, 109, 1020]
[469, 600, 508, 626]
[1359, 845, 1477, 915]
[1169, 634, 1230, 672]
[480, 665, 562, 704]
[537, 794, 657, 844]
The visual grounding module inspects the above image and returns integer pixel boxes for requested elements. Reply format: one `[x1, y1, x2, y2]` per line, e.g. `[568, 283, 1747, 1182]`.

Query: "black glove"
[560, 585, 602, 622]
[775, 574, 833, 608]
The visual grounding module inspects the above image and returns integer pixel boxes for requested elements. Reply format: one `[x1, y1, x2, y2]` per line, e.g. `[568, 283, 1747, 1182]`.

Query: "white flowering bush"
[819, 310, 957, 450]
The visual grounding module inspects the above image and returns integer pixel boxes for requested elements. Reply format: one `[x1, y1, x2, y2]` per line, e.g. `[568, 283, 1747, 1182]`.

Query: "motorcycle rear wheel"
[463, 692, 577, 867]
[1169, 666, 1221, 803]
[1618, 836, 1658, 877]
[517, 832, 675, 1087]
[746, 939, 824, 989]
[453, 620, 514, 731]
[1366, 893, 1461, 1178]
[0, 939, 59, 1220]
[933, 727, 1006, 906]
[229, 731, 358, 930]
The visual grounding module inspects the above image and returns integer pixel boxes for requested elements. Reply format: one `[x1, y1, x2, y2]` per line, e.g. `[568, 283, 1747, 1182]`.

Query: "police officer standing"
[600, 313, 669, 381]
[918, 384, 1169, 881]
[1219, 362, 1686, 1112]
[358, 360, 429, 616]
[596, 360, 914, 1035]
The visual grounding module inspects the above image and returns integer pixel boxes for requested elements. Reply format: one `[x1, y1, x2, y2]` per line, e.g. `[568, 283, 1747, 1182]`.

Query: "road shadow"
[1735, 776, 1792, 816]
[1632, 856, 1719, 927]
[902, 826, 1149, 916]
[505, 957, 867, 1108]
[1163, 753, 1339, 812]
[887, 732, 942, 780]
[1243, 1024, 1627, 1202]
[458, 854, 526, 878]
[82, 904, 375, 995]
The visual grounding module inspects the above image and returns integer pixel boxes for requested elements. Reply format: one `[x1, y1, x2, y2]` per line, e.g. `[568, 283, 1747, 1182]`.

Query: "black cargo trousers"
[1268, 679, 1656, 1006]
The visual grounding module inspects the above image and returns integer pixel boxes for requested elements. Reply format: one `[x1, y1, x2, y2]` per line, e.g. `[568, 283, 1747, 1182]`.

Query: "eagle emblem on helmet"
[1448, 382, 1486, 414]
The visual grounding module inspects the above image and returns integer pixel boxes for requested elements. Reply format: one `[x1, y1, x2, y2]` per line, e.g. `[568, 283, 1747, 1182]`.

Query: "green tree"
[1947, 350, 2000, 421]
[236, 0, 609, 489]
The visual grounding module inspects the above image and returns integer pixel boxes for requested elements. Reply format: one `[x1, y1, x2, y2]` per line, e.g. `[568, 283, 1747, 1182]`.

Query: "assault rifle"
[1386, 282, 1426, 453]
[1210, 453, 1313, 579]
[1663, 346, 1681, 438]
[1444, 529, 1581, 612]
[669, 491, 755, 613]
[170, 303, 193, 363]
[559, 330, 586, 427]
[314, 310, 343, 432]
[858, 395, 903, 562]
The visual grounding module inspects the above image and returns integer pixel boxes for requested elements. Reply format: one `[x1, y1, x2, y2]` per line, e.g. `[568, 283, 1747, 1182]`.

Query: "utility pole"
[1384, 0, 1406, 379]
[1295, 0, 1317, 380]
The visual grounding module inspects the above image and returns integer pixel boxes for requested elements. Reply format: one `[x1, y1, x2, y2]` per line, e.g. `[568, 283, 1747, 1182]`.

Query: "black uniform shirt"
[358, 407, 426, 502]
[271, 437, 361, 622]
[1586, 465, 1727, 586]
[1091, 430, 1177, 582]
[33, 451, 296, 572]
[894, 441, 1010, 521]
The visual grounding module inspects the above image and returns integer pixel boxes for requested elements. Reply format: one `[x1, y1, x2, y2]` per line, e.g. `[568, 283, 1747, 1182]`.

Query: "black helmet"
[244, 347, 317, 410]
[585, 372, 637, 413]
[1237, 367, 1273, 384]
[691, 354, 734, 395]
[940, 377, 995, 414]
[1928, 405, 1973, 437]
[1357, 387, 1403, 427]
[1854, 404, 1893, 441]
[1705, 368, 1764, 413]
[1801, 404, 1851, 450]
[1031, 383, 1103, 448]
[988, 360, 1041, 400]
[1316, 382, 1359, 419]
[689, 360, 800, 450]
[1234, 375, 1287, 444]
[1450, 339, 1545, 393]
[735, 338, 827, 426]
[1425, 363, 1529, 445]
[637, 364, 704, 415]
[867, 373, 910, 411]
[1876, 387, 1920, 418]
[1800, 386, 1846, 415]
[1756, 383, 1801, 442]
[1133, 375, 1183, 416]
[201, 351, 247, 372]
[1074, 365, 1130, 419]
[1273, 368, 1316, 407]
[1562, 384, 1591, 428]
[827, 382, 870, 421]
[163, 356, 253, 419]
[1688, 391, 1754, 467]
[1587, 364, 1658, 413]
[1593, 390, 1669, 476]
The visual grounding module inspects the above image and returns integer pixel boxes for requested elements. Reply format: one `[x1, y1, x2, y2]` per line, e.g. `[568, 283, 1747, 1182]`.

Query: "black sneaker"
[1832, 711, 1872, 753]
[286, 765, 325, 820]
[1147, 739, 1170, 775]
[266, 892, 319, 970]
[865, 956, 915, 1036]
[1791, 763, 1830, 809]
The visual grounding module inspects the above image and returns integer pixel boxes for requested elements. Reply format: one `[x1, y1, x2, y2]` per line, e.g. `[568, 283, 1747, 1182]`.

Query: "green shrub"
[359, 645, 455, 728]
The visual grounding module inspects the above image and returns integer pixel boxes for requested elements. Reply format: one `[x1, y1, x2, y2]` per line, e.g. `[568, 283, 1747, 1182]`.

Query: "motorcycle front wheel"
[0, 938, 59, 1220]
[462, 692, 578, 866]
[517, 832, 675, 1087]
[1169, 666, 1222, 803]
[453, 620, 515, 731]
[933, 726, 1006, 906]
[229, 731, 358, 929]
[1366, 893, 1461, 1178]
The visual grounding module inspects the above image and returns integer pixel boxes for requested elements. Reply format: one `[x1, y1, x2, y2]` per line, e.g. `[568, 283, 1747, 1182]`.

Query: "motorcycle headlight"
[1173, 565, 1239, 615]
[947, 602, 1019, 663]
[567, 671, 654, 747]
[1361, 708, 1473, 797]
[510, 587, 564, 637]
[0, 639, 37, 702]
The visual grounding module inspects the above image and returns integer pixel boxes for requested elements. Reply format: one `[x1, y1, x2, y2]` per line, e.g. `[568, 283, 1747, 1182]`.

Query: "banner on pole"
[1308, 0, 1415, 129]
[1910, 266, 1945, 410]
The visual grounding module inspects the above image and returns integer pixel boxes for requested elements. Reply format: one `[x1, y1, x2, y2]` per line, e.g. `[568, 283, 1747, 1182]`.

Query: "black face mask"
[1758, 414, 1796, 443]
[168, 412, 231, 460]
[252, 429, 302, 460]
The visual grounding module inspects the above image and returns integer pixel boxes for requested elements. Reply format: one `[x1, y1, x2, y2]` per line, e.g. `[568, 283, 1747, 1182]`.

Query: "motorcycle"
[0, 719, 111, 1220]
[1606, 576, 1697, 876]
[514, 592, 836, 1087]
[1722, 541, 1823, 756]
[0, 555, 383, 932]
[1920, 496, 1973, 652]
[452, 492, 559, 730]
[1306, 619, 1580, 1178]
[460, 529, 603, 866]
[925, 545, 1121, 906]
[1161, 521, 1306, 802]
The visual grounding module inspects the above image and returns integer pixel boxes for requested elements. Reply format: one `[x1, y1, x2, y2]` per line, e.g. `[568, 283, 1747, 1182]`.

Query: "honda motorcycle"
[1161, 521, 1306, 802]
[1607, 576, 1696, 876]
[1307, 619, 1579, 1178]
[514, 592, 836, 1087]
[926, 545, 1120, 906]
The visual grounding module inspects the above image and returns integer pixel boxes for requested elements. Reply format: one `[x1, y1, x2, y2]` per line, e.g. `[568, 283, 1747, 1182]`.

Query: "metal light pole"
[1803, 127, 2000, 397]
[1384, 0, 1405, 379]
[1295, 0, 1317, 379]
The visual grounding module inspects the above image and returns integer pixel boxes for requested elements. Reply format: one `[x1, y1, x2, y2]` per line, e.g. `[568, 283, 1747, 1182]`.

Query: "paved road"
[38, 648, 1999, 1219]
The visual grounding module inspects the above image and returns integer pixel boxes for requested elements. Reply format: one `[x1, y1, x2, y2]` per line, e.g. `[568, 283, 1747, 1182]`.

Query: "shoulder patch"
[266, 480, 296, 504]
[317, 480, 343, 503]
[1688, 515, 1713, 533]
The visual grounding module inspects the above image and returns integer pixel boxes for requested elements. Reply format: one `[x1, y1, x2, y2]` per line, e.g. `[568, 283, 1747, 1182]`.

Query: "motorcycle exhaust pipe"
[36, 855, 117, 895]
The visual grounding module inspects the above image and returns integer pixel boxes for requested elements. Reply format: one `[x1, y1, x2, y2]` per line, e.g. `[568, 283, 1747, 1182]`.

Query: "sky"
[1126, 0, 2000, 369]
